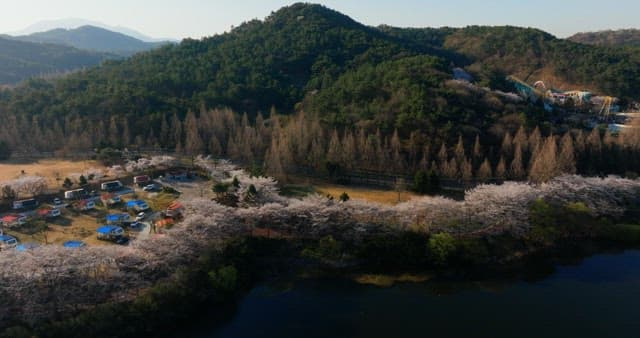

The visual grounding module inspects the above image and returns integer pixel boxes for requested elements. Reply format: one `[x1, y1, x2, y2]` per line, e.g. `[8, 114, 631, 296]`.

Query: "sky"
[1, 0, 639, 40]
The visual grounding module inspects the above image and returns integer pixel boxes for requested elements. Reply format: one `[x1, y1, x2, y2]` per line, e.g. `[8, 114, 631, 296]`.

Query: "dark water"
[192, 250, 640, 338]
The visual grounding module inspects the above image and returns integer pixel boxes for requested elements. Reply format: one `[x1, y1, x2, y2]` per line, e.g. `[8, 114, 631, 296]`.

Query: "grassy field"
[0, 159, 105, 187]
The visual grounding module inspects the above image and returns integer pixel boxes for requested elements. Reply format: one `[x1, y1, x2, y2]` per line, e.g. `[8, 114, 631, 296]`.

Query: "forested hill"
[13, 25, 170, 56]
[568, 29, 640, 48]
[1, 3, 640, 154]
[382, 25, 640, 97]
[0, 36, 113, 85]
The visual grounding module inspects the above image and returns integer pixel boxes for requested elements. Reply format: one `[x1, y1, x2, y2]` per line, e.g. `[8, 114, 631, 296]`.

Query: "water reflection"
[191, 250, 640, 338]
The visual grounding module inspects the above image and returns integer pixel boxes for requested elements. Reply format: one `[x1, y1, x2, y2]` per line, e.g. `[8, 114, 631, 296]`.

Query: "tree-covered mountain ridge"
[568, 29, 640, 48]
[1, 3, 639, 164]
[12, 25, 171, 56]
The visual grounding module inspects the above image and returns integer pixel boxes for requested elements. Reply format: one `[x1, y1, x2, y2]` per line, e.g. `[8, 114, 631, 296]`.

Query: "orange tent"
[167, 201, 183, 210]
[155, 218, 175, 228]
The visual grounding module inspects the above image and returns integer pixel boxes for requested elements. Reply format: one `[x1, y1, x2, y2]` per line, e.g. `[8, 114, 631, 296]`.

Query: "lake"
[191, 250, 640, 338]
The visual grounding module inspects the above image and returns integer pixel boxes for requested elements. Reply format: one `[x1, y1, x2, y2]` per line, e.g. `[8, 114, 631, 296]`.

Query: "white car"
[143, 184, 161, 192]
[135, 212, 146, 222]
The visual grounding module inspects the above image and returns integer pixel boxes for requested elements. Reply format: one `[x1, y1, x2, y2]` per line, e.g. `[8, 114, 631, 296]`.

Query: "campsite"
[0, 157, 187, 249]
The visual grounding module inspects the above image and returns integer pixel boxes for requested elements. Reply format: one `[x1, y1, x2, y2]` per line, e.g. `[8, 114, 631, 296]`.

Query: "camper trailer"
[101, 180, 123, 191]
[134, 175, 151, 187]
[13, 198, 38, 210]
[64, 188, 86, 200]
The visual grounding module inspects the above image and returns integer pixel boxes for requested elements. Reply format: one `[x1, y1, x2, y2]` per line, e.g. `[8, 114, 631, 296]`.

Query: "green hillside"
[0, 3, 639, 156]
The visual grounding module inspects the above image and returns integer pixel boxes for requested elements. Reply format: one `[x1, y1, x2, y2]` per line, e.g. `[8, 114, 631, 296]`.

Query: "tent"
[97, 225, 124, 236]
[0, 235, 18, 247]
[155, 218, 175, 228]
[16, 243, 39, 252]
[127, 200, 149, 211]
[63, 240, 86, 248]
[1, 214, 26, 226]
[106, 214, 129, 223]
[167, 201, 183, 210]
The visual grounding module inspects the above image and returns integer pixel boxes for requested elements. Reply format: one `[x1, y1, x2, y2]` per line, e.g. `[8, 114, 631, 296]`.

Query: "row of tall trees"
[0, 107, 638, 183]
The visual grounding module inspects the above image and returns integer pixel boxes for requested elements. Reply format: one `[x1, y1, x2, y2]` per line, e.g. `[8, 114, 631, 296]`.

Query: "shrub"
[339, 192, 350, 202]
[208, 265, 239, 292]
[427, 233, 456, 266]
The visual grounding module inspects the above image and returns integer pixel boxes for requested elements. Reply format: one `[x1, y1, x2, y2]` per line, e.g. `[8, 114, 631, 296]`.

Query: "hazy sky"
[1, 0, 638, 39]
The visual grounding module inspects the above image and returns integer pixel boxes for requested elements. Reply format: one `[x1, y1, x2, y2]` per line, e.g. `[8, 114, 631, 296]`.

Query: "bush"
[529, 198, 555, 228]
[301, 235, 343, 261]
[427, 233, 456, 266]
[208, 265, 239, 292]
[339, 192, 350, 202]
[62, 178, 73, 189]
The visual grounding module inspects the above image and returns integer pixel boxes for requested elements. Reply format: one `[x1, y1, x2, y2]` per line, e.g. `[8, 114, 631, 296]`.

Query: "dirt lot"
[0, 159, 105, 187]
[5, 209, 110, 246]
[314, 184, 416, 205]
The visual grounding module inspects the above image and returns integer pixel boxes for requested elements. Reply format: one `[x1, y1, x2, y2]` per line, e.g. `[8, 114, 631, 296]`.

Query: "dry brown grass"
[315, 184, 416, 205]
[0, 159, 105, 187]
[141, 192, 179, 211]
[353, 273, 432, 287]
[6, 208, 113, 247]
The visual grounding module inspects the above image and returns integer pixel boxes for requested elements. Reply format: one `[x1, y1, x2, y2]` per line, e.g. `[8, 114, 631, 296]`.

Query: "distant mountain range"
[0, 36, 112, 85]
[7, 18, 176, 43]
[0, 23, 175, 84]
[568, 29, 640, 48]
[12, 25, 172, 56]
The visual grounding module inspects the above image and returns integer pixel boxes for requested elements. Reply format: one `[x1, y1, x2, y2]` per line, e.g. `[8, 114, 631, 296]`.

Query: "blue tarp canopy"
[63, 240, 86, 248]
[97, 225, 124, 235]
[0, 235, 16, 242]
[106, 214, 128, 222]
[127, 200, 144, 207]
[16, 243, 39, 252]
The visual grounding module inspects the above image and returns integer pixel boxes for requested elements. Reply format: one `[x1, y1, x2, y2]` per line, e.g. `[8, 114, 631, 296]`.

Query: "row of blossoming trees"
[0, 156, 639, 326]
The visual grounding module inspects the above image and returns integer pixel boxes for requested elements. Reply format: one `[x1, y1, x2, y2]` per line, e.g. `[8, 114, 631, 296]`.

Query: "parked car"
[129, 222, 143, 229]
[135, 212, 146, 222]
[143, 183, 161, 192]
[53, 198, 62, 205]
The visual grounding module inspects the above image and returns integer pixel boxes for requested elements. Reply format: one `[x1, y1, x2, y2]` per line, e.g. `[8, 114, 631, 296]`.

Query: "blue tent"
[97, 225, 124, 235]
[106, 214, 129, 223]
[127, 200, 149, 210]
[16, 243, 39, 252]
[63, 240, 86, 248]
[0, 235, 16, 242]
[127, 200, 143, 207]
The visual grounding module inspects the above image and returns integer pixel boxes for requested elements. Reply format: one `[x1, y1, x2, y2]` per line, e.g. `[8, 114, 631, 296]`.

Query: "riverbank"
[5, 222, 640, 338]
